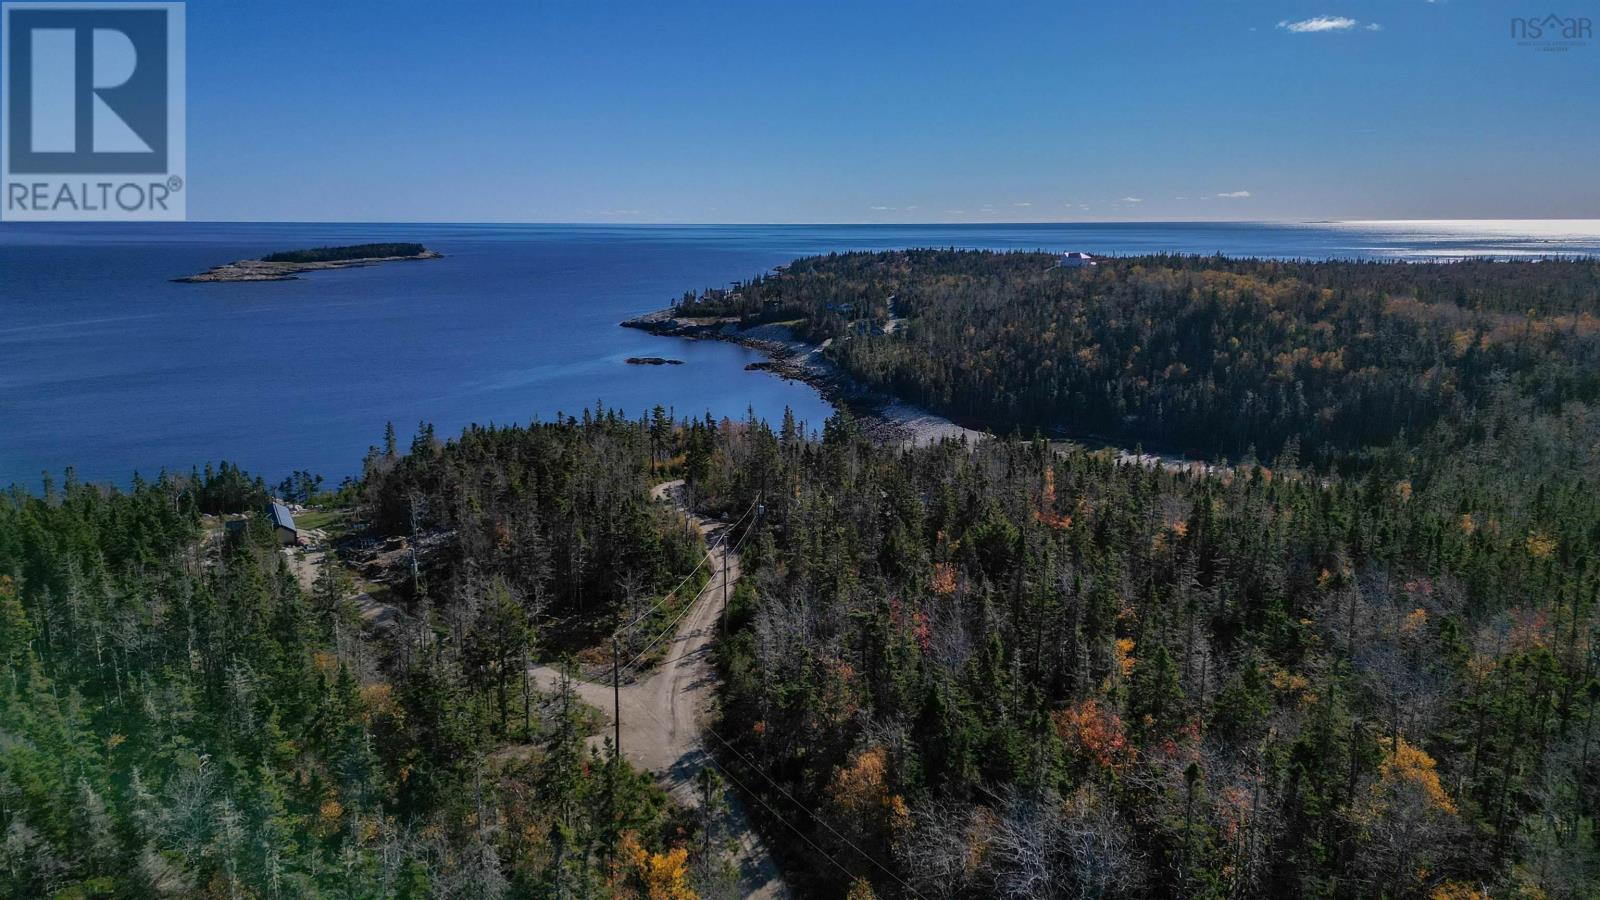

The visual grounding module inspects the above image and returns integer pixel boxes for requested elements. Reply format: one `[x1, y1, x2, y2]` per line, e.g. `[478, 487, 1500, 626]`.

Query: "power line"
[614, 512, 926, 900]
[618, 508, 758, 674]
[623, 631, 926, 896]
[697, 716, 927, 900]
[613, 494, 757, 638]
[630, 695, 870, 883]
[576, 489, 922, 897]
[615, 498, 742, 635]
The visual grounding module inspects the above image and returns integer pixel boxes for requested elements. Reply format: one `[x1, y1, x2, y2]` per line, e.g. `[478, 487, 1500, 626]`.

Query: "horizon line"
[7, 217, 1600, 228]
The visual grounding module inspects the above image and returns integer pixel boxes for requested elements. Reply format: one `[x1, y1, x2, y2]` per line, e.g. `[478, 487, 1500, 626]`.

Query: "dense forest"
[6, 252, 1600, 897]
[676, 251, 1600, 468]
[260, 243, 429, 263]
[686, 394, 1600, 898]
[0, 416, 732, 899]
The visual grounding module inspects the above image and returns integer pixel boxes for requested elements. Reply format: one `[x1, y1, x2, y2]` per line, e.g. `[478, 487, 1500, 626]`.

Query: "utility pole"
[612, 635, 622, 759]
[605, 633, 622, 874]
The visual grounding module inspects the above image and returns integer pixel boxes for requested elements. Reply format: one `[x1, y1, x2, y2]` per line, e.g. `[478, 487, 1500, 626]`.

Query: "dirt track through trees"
[530, 480, 787, 898]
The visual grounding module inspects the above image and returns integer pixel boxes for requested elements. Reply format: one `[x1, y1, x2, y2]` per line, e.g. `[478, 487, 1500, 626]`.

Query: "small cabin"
[268, 502, 299, 546]
[1059, 251, 1097, 268]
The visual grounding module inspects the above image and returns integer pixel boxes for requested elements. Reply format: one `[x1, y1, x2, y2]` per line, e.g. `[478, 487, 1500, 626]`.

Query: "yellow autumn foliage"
[361, 682, 398, 719]
[1269, 667, 1310, 696]
[638, 848, 695, 900]
[846, 877, 877, 900]
[1115, 638, 1137, 678]
[1526, 531, 1557, 559]
[623, 832, 697, 900]
[319, 798, 344, 823]
[1377, 736, 1457, 815]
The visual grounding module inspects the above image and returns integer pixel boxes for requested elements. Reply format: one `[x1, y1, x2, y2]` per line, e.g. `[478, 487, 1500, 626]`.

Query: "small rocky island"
[625, 356, 684, 366]
[174, 242, 441, 283]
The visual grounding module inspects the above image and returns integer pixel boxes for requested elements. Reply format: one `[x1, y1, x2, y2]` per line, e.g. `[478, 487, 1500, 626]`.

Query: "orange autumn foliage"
[1034, 468, 1073, 530]
[830, 746, 907, 829]
[1054, 699, 1131, 771]
[832, 747, 890, 815]
[1430, 883, 1489, 900]
[1400, 608, 1428, 638]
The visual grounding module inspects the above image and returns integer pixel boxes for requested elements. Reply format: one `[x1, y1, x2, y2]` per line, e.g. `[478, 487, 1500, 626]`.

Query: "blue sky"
[181, 0, 1598, 223]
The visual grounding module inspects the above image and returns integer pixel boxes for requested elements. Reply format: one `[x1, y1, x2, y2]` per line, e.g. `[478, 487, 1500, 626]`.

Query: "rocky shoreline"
[621, 308, 986, 446]
[621, 309, 1227, 477]
[174, 249, 442, 283]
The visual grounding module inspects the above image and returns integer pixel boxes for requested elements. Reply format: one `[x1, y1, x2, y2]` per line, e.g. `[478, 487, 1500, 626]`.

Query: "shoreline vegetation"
[637, 249, 1600, 468]
[622, 298, 1209, 475]
[173, 242, 442, 282]
[622, 306, 1230, 486]
[622, 307, 990, 447]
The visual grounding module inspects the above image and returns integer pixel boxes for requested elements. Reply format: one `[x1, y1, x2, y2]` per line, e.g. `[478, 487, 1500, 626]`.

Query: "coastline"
[622, 308, 1229, 479]
[622, 308, 988, 446]
[174, 249, 443, 283]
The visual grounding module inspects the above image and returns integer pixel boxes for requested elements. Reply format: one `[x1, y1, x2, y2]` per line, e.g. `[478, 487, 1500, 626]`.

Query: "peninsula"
[622, 305, 983, 446]
[174, 242, 441, 282]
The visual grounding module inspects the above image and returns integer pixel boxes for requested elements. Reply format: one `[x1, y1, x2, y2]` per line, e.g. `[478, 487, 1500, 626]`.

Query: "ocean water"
[2, 220, 1598, 488]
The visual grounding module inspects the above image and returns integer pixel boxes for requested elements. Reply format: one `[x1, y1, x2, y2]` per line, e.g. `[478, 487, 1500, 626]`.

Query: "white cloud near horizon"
[1119, 197, 1143, 203]
[1215, 190, 1252, 198]
[1278, 16, 1359, 33]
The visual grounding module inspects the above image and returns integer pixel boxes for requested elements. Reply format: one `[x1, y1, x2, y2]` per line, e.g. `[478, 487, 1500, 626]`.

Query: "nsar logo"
[1510, 13, 1592, 51]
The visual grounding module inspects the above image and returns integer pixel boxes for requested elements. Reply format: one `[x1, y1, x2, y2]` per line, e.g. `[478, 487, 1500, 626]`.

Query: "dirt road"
[531, 480, 788, 899]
